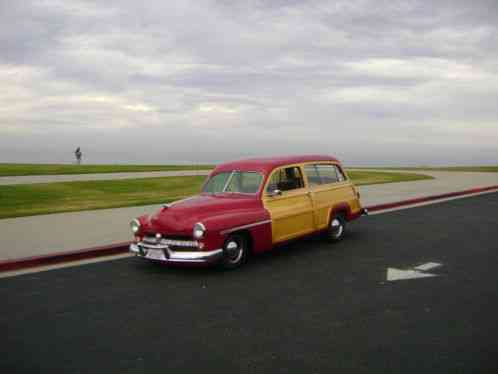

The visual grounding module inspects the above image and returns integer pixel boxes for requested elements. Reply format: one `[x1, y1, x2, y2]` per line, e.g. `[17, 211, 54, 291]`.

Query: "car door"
[303, 163, 351, 230]
[263, 165, 315, 244]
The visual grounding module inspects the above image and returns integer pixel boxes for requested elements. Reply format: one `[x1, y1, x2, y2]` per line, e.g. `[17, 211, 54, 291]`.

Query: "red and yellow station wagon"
[129, 155, 366, 269]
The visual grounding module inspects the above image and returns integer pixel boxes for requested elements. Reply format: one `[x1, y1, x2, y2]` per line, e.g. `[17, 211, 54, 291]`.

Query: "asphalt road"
[2, 193, 498, 373]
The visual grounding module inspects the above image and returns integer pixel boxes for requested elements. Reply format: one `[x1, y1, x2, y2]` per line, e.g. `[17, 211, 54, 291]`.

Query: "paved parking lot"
[2, 192, 498, 373]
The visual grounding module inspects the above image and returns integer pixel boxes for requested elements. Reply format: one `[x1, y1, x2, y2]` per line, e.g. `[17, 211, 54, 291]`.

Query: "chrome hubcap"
[331, 218, 343, 239]
[226, 240, 243, 263]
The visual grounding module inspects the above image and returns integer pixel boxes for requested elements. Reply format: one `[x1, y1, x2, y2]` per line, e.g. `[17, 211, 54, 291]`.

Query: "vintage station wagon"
[129, 155, 366, 269]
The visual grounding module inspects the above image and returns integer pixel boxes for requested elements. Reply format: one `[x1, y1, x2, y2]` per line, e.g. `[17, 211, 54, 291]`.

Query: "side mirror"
[268, 189, 282, 197]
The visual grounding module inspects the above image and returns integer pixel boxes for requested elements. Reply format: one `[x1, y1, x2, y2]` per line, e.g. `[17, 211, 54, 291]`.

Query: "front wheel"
[327, 214, 346, 242]
[220, 234, 248, 270]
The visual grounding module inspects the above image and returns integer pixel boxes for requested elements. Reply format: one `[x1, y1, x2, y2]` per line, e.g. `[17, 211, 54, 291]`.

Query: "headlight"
[130, 219, 141, 234]
[193, 222, 206, 239]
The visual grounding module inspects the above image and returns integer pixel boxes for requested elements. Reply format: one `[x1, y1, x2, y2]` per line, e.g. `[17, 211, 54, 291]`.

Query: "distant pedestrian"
[75, 147, 82, 165]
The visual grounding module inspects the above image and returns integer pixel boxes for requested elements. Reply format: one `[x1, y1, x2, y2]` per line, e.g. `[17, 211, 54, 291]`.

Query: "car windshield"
[202, 171, 263, 194]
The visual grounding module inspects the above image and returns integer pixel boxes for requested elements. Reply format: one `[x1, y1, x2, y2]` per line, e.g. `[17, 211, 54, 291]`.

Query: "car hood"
[145, 194, 261, 236]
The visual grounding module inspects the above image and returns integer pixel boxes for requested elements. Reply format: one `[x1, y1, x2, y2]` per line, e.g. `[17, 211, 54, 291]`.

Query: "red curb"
[365, 184, 498, 212]
[0, 241, 131, 273]
[1, 184, 498, 274]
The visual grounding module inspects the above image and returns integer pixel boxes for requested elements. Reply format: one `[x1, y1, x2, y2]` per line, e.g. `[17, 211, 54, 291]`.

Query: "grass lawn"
[0, 170, 432, 219]
[0, 176, 206, 219]
[346, 170, 432, 186]
[0, 163, 215, 176]
[353, 166, 498, 173]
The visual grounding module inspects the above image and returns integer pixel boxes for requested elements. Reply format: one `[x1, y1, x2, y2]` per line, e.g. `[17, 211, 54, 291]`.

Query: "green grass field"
[353, 166, 498, 173]
[0, 163, 215, 176]
[0, 170, 432, 219]
[0, 176, 206, 219]
[347, 170, 432, 186]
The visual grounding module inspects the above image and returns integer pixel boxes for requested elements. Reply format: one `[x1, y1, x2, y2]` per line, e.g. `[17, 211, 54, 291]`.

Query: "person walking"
[75, 147, 82, 165]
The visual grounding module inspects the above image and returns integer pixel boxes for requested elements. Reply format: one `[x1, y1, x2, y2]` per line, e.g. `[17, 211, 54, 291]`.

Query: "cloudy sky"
[1, 0, 497, 166]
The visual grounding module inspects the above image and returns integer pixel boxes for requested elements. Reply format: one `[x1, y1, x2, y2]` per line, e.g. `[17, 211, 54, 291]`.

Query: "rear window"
[334, 165, 346, 182]
[303, 165, 321, 186]
[315, 164, 339, 184]
[304, 164, 347, 185]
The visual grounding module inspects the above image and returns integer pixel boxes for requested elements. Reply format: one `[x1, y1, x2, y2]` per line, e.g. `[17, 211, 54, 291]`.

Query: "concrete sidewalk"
[1, 170, 498, 261]
[0, 170, 211, 185]
[356, 170, 498, 206]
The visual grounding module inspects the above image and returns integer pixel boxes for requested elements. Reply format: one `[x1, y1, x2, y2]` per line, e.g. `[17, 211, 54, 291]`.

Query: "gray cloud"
[1, 0, 497, 165]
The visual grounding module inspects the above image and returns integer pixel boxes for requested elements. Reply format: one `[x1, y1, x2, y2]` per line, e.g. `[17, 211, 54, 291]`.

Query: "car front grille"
[142, 235, 199, 250]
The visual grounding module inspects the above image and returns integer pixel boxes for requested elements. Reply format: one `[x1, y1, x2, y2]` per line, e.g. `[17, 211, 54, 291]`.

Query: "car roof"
[212, 155, 340, 174]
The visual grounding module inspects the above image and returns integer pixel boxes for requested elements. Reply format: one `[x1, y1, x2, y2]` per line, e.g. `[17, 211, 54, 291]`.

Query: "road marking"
[367, 189, 498, 215]
[414, 262, 442, 271]
[387, 262, 443, 282]
[0, 253, 133, 279]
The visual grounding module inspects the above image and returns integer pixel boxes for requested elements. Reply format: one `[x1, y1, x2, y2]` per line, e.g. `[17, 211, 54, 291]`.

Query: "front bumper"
[129, 243, 223, 264]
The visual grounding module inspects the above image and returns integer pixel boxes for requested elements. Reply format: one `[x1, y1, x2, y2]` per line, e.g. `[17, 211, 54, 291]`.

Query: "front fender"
[133, 214, 151, 237]
[202, 209, 273, 253]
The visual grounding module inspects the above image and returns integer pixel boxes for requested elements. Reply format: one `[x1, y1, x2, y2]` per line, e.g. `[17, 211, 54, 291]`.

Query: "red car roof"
[212, 155, 340, 174]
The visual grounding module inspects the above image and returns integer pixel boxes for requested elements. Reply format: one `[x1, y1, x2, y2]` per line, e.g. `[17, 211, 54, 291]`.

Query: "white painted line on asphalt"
[387, 268, 437, 281]
[368, 189, 498, 215]
[0, 253, 133, 279]
[386, 262, 443, 281]
[414, 262, 442, 271]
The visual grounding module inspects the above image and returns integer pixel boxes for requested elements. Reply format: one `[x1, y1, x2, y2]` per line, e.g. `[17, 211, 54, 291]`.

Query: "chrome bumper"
[129, 243, 223, 264]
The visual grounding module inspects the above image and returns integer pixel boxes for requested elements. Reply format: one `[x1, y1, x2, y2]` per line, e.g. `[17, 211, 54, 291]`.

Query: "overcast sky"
[1, 0, 497, 166]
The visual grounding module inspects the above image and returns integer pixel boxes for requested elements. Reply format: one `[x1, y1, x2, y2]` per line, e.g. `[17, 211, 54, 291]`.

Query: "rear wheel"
[327, 214, 346, 242]
[220, 233, 248, 270]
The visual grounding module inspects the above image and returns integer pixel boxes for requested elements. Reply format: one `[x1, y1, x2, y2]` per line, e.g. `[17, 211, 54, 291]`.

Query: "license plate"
[145, 249, 167, 261]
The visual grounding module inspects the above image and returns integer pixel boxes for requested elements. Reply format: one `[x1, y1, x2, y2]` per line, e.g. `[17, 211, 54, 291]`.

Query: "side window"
[304, 164, 321, 186]
[267, 166, 305, 193]
[334, 165, 347, 182]
[315, 164, 339, 184]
